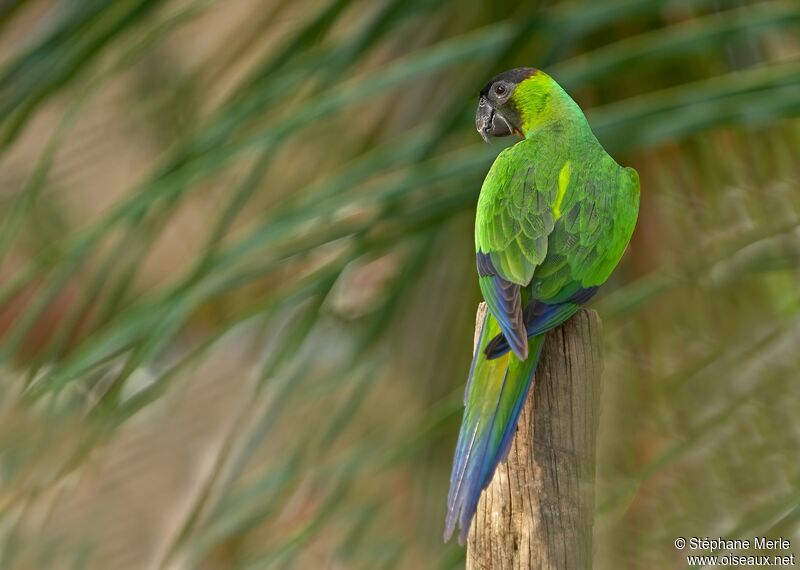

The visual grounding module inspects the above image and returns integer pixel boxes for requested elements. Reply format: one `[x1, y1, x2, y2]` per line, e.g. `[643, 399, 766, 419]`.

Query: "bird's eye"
[494, 84, 506, 96]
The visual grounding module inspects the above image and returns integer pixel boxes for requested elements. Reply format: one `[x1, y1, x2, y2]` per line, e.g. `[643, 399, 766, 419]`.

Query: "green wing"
[474, 139, 559, 360]
[476, 137, 640, 360]
[529, 154, 640, 303]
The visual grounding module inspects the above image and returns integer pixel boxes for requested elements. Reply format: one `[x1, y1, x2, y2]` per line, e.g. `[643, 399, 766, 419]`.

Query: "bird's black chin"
[476, 97, 513, 142]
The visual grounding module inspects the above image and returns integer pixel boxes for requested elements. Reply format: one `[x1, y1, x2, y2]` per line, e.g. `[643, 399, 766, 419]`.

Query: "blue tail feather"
[444, 312, 544, 544]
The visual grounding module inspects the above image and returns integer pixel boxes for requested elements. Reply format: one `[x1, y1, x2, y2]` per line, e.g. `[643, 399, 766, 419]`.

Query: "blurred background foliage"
[0, 0, 799, 568]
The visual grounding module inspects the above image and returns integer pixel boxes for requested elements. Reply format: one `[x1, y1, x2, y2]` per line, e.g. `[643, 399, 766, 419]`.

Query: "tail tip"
[443, 511, 470, 545]
[443, 512, 457, 543]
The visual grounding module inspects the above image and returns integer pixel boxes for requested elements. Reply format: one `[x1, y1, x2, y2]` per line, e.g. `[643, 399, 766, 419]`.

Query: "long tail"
[444, 312, 544, 544]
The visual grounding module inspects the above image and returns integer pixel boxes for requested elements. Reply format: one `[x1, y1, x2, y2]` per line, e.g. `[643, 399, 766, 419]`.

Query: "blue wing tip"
[494, 315, 528, 361]
[510, 339, 528, 360]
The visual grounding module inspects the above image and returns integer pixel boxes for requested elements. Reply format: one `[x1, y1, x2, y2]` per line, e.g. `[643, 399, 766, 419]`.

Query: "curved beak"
[475, 97, 513, 142]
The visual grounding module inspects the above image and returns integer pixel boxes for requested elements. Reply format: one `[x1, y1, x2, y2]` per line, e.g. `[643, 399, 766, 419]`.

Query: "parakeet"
[445, 68, 639, 543]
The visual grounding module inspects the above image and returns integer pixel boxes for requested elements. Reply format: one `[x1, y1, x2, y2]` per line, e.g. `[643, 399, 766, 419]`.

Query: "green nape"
[510, 70, 588, 136]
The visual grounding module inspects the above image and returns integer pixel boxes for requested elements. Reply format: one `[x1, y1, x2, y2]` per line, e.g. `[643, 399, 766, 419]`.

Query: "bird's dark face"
[475, 67, 538, 142]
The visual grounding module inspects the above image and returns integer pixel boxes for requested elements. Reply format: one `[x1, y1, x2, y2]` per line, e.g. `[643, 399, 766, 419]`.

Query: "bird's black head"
[475, 67, 539, 142]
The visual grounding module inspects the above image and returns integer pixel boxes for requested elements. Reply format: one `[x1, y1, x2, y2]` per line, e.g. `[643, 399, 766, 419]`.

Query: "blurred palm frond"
[0, 0, 799, 568]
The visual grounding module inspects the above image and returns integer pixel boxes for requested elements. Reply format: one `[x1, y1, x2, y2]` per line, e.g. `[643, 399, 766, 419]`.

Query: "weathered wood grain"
[466, 305, 603, 570]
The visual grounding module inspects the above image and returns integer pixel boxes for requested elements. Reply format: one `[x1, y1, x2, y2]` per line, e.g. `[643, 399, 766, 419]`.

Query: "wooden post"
[466, 304, 603, 570]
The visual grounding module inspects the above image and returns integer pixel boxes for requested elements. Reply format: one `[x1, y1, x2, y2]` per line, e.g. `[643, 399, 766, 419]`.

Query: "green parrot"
[445, 68, 639, 543]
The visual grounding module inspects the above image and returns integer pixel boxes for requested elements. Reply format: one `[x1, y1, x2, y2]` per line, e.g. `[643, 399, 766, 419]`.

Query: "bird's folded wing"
[475, 140, 559, 356]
